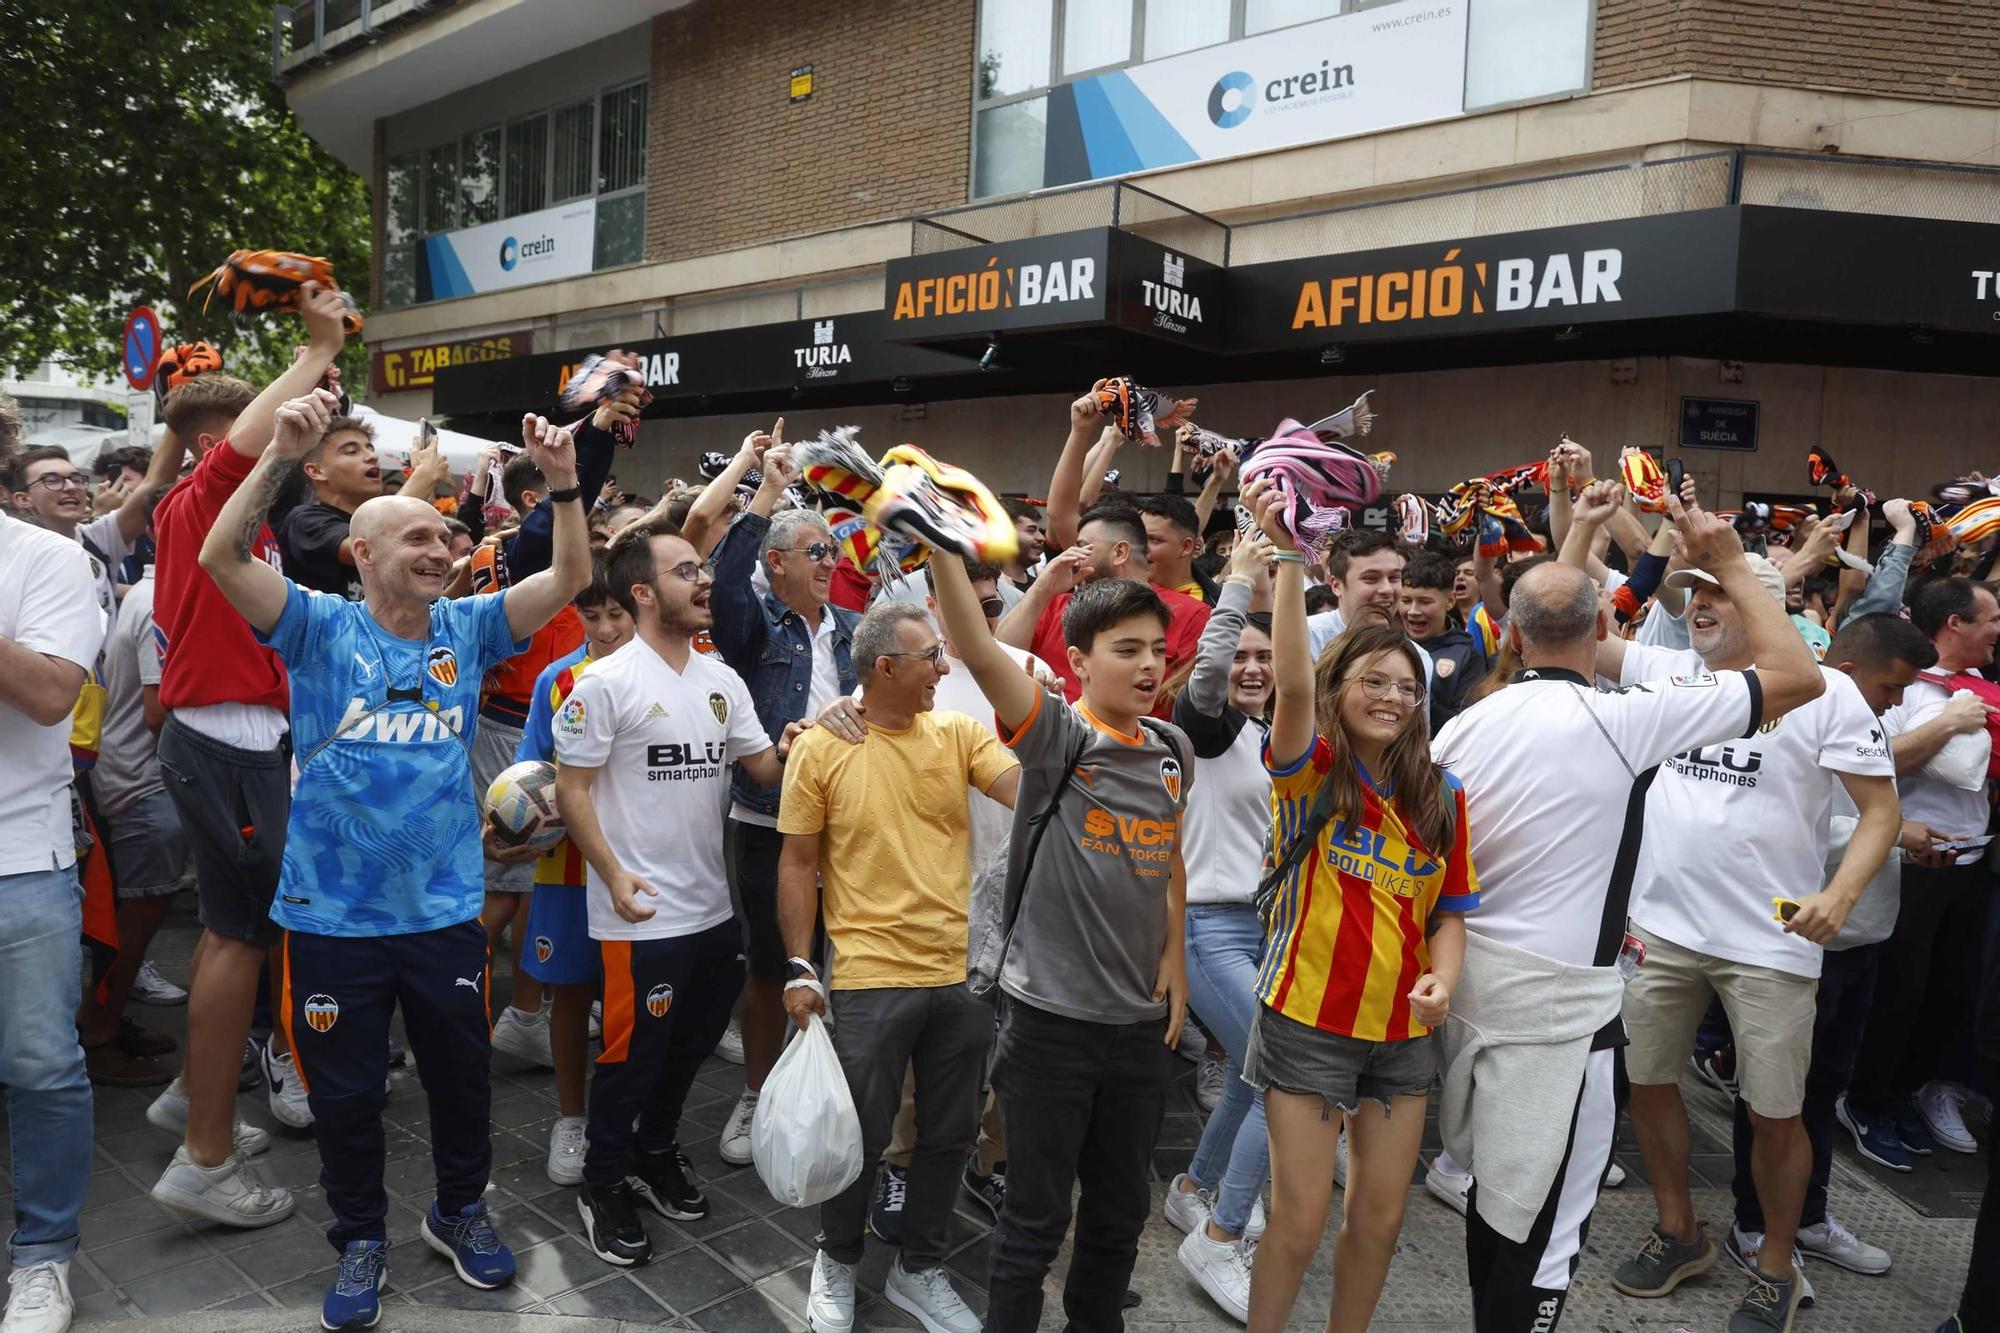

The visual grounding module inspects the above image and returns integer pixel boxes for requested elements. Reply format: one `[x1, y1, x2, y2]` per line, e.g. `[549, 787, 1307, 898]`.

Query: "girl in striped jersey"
[1239, 480, 1479, 1333]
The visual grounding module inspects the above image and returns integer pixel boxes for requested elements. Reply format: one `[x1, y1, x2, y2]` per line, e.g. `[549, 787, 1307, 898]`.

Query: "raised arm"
[1076, 426, 1124, 510]
[1245, 478, 1314, 769]
[224, 284, 350, 461]
[1046, 385, 1107, 550]
[993, 542, 1088, 650]
[1846, 499, 1917, 622]
[1666, 491, 1824, 719]
[397, 431, 448, 501]
[502, 415, 591, 641]
[932, 550, 1040, 733]
[684, 421, 778, 551]
[199, 389, 335, 634]
[1185, 534, 1269, 717]
[115, 424, 196, 544]
[1562, 480, 1631, 680]
[1193, 447, 1235, 535]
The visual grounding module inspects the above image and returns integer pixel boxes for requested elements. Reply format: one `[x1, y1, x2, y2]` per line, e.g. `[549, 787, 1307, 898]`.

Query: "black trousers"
[1850, 859, 1986, 1112]
[985, 999, 1170, 1333]
[282, 921, 492, 1252]
[584, 920, 742, 1187]
[1731, 943, 1878, 1232]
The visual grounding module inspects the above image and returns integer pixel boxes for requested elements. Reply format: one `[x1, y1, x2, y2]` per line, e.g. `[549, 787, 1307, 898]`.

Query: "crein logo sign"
[795, 319, 853, 378]
[1208, 70, 1255, 128]
[499, 233, 557, 272]
[1141, 253, 1203, 333]
[1290, 245, 1624, 328]
[891, 254, 1098, 319]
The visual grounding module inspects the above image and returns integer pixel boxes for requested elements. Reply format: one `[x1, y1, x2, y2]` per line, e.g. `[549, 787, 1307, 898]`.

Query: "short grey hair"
[1508, 562, 1600, 648]
[760, 508, 831, 562]
[852, 602, 933, 680]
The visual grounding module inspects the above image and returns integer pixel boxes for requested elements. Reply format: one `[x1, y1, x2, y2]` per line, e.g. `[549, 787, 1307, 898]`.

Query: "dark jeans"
[985, 1000, 1171, 1333]
[1731, 943, 1878, 1231]
[1959, 1069, 2000, 1329]
[584, 921, 742, 1187]
[821, 984, 995, 1270]
[1851, 860, 1987, 1112]
[282, 921, 492, 1252]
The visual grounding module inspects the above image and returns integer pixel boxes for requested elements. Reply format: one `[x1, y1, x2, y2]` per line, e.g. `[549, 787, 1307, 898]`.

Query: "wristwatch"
[547, 484, 583, 504]
[787, 957, 817, 981]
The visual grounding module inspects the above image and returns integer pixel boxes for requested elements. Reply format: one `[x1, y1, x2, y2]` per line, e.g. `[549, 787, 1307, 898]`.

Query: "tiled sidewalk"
[1, 904, 1983, 1330]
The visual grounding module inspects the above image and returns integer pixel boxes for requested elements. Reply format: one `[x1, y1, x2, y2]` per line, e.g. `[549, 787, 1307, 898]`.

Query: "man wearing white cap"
[1574, 480, 1901, 1333]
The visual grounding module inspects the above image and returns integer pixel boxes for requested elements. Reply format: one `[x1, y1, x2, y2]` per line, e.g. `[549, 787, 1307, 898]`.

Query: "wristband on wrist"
[547, 485, 583, 504]
[1272, 551, 1308, 565]
[787, 956, 817, 980]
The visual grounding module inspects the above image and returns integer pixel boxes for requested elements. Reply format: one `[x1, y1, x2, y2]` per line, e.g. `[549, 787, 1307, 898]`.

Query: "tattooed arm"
[199, 390, 337, 634]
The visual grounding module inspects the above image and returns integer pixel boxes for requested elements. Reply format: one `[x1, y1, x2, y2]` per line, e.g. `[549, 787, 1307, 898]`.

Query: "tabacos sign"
[1235, 210, 1744, 347]
[370, 330, 532, 395]
[1289, 243, 1624, 329]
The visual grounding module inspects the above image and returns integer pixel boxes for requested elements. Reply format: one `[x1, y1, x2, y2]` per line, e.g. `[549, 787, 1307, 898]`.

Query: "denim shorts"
[1241, 1003, 1437, 1117]
[102, 788, 189, 899]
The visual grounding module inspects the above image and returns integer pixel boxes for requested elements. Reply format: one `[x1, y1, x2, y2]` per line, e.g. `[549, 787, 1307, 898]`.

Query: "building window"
[460, 126, 501, 226]
[1144, 0, 1231, 60]
[1061, 0, 1133, 75]
[422, 142, 458, 233]
[1244, 0, 1344, 36]
[504, 115, 548, 216]
[594, 81, 649, 269]
[551, 100, 595, 203]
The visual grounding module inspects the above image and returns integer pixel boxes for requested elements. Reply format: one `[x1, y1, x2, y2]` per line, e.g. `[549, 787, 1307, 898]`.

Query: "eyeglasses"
[979, 596, 1005, 619]
[664, 559, 718, 583]
[1348, 672, 1425, 706]
[882, 645, 946, 667]
[787, 541, 837, 564]
[27, 472, 88, 492]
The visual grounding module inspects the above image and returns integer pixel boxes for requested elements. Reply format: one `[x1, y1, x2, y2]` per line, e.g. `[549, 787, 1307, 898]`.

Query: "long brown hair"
[1311, 624, 1455, 856]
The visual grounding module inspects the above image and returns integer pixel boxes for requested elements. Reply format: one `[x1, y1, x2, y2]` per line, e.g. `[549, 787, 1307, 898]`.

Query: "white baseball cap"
[1662, 553, 1787, 606]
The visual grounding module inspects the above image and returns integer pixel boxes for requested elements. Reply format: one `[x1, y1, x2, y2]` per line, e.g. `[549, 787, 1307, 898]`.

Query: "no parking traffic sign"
[123, 306, 161, 390]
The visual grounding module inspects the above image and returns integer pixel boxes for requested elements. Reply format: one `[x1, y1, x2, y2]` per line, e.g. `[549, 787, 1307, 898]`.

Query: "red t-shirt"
[153, 443, 288, 713]
[1030, 584, 1212, 720]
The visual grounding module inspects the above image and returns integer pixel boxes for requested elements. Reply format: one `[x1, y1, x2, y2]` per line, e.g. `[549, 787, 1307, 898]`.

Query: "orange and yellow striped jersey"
[1257, 737, 1479, 1042]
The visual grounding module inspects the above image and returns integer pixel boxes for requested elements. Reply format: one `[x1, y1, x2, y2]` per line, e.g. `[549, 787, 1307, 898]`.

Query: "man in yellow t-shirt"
[776, 602, 1019, 1333]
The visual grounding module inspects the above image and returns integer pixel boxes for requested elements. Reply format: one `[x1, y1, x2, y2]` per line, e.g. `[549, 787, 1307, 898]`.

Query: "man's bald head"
[351, 495, 443, 547]
[350, 496, 454, 606]
[1508, 562, 1602, 650]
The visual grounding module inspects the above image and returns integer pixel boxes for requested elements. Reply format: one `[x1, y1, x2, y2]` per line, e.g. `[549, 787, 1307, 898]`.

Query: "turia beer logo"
[1142, 253, 1203, 334]
[794, 319, 852, 380]
[1290, 244, 1624, 330]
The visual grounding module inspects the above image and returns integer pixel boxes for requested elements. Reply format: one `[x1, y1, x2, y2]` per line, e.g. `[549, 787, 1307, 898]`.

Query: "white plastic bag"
[749, 1011, 863, 1208]
[1915, 693, 1989, 791]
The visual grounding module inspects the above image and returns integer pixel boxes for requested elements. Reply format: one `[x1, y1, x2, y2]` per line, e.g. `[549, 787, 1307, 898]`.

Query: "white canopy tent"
[29, 408, 510, 480]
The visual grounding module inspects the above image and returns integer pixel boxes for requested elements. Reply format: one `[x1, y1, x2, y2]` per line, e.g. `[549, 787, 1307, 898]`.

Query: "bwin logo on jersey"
[334, 698, 467, 744]
[305, 993, 340, 1033]
[646, 983, 674, 1018]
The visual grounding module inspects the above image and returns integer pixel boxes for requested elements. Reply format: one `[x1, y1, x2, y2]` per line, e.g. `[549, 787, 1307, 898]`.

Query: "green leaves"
[0, 0, 370, 389]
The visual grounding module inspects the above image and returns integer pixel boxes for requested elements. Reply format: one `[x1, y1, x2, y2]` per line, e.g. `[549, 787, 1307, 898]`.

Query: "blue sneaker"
[420, 1199, 515, 1289]
[1836, 1094, 1913, 1171]
[1893, 1097, 1937, 1155]
[321, 1240, 387, 1330]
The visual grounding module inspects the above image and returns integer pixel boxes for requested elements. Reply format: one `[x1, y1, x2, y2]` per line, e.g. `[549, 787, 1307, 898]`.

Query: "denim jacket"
[709, 511, 859, 816]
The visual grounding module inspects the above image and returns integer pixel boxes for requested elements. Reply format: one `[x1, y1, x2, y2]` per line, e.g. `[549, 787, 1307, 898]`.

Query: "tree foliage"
[0, 0, 371, 389]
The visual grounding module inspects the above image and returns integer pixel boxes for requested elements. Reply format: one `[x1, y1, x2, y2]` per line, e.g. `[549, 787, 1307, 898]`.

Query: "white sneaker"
[261, 1045, 314, 1129]
[1333, 1124, 1349, 1189]
[144, 1078, 271, 1156]
[1163, 1174, 1209, 1235]
[1605, 1159, 1627, 1189]
[1919, 1081, 1979, 1153]
[588, 1001, 603, 1042]
[1175, 1025, 1208, 1063]
[546, 1115, 587, 1186]
[130, 960, 187, 1006]
[885, 1255, 981, 1333]
[713, 1016, 744, 1065]
[2, 1260, 72, 1333]
[1797, 1213, 1891, 1275]
[490, 1005, 554, 1068]
[1424, 1154, 1470, 1215]
[720, 1090, 758, 1166]
[806, 1250, 856, 1333]
[1177, 1224, 1254, 1323]
[1197, 1051, 1226, 1112]
[1726, 1224, 1816, 1308]
[151, 1146, 294, 1228]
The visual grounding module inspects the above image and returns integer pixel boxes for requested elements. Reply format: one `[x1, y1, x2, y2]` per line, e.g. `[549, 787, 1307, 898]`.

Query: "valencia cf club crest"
[534, 936, 553, 964]
[645, 983, 675, 1018]
[707, 691, 729, 725]
[1159, 755, 1183, 802]
[305, 993, 340, 1033]
[426, 646, 459, 688]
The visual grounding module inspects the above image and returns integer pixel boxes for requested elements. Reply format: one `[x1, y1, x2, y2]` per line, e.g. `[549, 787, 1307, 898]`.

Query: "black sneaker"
[577, 1182, 651, 1266]
[870, 1163, 907, 1244]
[962, 1159, 1005, 1221]
[625, 1145, 707, 1222]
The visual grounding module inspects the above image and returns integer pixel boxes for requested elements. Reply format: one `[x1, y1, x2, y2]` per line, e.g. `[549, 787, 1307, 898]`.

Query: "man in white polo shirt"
[1589, 533, 1898, 1333]
[1432, 488, 1825, 1333]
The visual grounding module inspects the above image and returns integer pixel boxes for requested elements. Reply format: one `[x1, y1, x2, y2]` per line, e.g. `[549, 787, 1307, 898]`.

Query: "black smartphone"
[1665, 457, 1685, 497]
[419, 417, 438, 451]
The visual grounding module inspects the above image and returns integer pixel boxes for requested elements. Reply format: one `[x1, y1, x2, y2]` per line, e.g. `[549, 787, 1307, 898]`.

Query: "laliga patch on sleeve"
[1669, 673, 1717, 688]
[557, 696, 587, 736]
